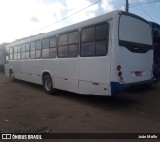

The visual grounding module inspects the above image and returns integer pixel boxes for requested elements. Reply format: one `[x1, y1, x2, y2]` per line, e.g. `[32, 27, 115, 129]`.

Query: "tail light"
[118, 71, 122, 77]
[117, 65, 123, 79]
[117, 65, 121, 71]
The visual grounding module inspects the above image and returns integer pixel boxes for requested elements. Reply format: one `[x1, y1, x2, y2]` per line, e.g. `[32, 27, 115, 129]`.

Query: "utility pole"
[126, 0, 129, 13]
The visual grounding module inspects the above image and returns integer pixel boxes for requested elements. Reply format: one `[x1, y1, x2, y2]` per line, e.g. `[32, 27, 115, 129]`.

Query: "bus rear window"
[119, 15, 152, 53]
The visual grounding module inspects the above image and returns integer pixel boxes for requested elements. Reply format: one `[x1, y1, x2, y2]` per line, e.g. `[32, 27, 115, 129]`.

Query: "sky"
[0, 0, 159, 44]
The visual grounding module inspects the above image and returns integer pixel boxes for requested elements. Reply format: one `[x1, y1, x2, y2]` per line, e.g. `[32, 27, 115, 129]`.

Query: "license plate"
[135, 71, 142, 76]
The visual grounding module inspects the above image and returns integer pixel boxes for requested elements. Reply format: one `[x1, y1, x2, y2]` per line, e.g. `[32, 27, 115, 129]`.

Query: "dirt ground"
[0, 71, 160, 141]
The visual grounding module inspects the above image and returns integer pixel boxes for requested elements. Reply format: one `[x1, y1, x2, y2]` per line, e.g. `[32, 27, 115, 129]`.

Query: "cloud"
[101, 0, 114, 12]
[65, 0, 99, 23]
[0, 0, 65, 43]
[156, 2, 160, 7]
[30, 17, 40, 23]
[120, 6, 125, 11]
[0, 0, 115, 43]
[26, 0, 65, 28]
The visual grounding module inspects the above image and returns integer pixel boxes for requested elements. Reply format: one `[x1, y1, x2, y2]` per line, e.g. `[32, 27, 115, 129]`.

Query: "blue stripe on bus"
[110, 82, 124, 95]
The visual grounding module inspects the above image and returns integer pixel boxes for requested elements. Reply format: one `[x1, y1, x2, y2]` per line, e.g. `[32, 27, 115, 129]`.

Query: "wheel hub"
[45, 79, 52, 91]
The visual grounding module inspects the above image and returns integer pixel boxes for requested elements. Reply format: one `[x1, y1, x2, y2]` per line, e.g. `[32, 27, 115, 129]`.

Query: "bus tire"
[43, 75, 55, 95]
[10, 70, 15, 82]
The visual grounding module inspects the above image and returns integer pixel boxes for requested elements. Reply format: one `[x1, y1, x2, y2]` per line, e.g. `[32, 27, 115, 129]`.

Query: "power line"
[34, 0, 101, 33]
[130, 0, 160, 8]
[135, 0, 155, 22]
[103, 0, 160, 13]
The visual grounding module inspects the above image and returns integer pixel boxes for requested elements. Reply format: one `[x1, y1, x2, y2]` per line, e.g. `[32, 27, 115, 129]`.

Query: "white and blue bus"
[5, 10, 153, 96]
[151, 22, 160, 81]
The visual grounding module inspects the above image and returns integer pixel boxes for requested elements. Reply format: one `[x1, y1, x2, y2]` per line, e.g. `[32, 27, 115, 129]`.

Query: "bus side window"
[25, 43, 30, 59]
[95, 23, 109, 56]
[30, 42, 36, 59]
[58, 31, 79, 58]
[9, 47, 13, 60]
[58, 34, 68, 58]
[49, 36, 57, 58]
[80, 22, 109, 57]
[17, 46, 21, 59]
[36, 40, 41, 59]
[14, 46, 18, 60]
[21, 44, 26, 59]
[42, 38, 49, 58]
[68, 31, 79, 57]
[81, 27, 95, 56]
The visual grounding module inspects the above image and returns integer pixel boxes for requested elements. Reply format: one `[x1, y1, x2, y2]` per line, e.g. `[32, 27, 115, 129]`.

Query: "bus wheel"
[43, 75, 55, 95]
[10, 70, 15, 82]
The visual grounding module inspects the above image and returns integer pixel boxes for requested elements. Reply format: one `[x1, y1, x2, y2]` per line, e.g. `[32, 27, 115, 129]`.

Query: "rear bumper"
[111, 79, 154, 95]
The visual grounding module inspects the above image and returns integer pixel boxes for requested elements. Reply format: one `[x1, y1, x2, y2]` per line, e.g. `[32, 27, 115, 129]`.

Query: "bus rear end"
[111, 12, 153, 95]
